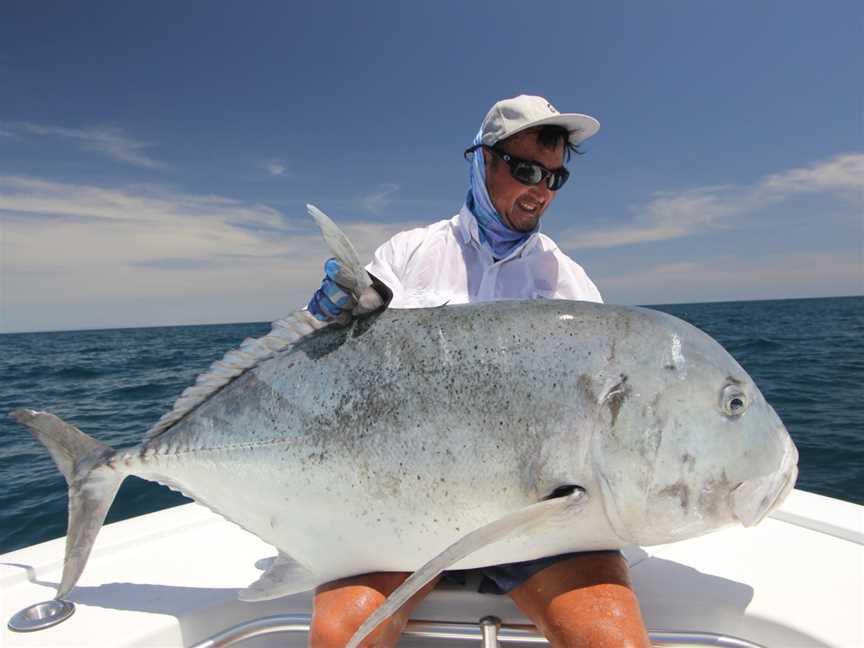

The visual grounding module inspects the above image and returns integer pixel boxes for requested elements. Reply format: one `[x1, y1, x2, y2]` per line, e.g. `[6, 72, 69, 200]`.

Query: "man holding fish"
[307, 95, 651, 648]
[12, 93, 796, 647]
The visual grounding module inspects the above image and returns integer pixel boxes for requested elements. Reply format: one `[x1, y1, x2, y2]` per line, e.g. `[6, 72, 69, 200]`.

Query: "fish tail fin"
[10, 409, 125, 599]
[306, 204, 390, 314]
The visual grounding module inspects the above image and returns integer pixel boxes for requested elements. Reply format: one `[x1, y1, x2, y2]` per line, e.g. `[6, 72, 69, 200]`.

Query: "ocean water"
[1, 296, 861, 554]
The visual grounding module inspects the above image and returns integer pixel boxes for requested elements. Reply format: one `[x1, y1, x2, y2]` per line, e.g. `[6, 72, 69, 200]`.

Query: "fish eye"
[720, 384, 748, 417]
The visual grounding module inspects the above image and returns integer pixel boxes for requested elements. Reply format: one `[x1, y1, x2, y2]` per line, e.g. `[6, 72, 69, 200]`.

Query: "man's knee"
[309, 605, 377, 648]
[509, 552, 650, 648]
[309, 573, 409, 648]
[309, 612, 357, 648]
[579, 618, 649, 648]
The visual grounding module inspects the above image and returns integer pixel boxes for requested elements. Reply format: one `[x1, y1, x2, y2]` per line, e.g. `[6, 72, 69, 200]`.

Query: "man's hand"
[307, 258, 357, 323]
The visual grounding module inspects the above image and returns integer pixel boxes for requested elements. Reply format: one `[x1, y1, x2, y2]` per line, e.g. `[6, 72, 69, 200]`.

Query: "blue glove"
[307, 258, 354, 321]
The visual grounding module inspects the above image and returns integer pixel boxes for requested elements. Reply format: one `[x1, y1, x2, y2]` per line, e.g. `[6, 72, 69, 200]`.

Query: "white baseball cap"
[479, 95, 600, 146]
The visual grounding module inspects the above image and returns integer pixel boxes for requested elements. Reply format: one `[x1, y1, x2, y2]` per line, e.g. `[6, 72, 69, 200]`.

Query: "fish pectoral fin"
[307, 204, 371, 294]
[346, 488, 588, 648]
[238, 552, 326, 601]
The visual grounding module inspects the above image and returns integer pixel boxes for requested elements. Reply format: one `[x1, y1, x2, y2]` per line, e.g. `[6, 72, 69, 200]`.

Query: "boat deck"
[2, 489, 861, 647]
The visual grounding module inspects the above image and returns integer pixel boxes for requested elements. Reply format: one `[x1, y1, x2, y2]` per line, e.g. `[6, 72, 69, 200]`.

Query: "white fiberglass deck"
[2, 489, 862, 647]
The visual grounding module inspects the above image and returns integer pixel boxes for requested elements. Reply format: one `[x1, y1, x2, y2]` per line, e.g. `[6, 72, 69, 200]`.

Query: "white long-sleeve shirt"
[367, 206, 603, 308]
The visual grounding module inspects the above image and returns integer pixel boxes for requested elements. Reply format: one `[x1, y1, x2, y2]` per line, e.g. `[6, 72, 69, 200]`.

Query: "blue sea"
[1, 296, 861, 555]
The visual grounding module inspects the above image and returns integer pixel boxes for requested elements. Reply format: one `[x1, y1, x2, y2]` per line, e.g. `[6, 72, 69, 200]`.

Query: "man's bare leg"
[309, 572, 440, 648]
[509, 551, 650, 648]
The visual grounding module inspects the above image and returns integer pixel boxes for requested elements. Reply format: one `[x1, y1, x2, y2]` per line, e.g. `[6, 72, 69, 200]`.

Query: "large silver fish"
[12, 206, 798, 647]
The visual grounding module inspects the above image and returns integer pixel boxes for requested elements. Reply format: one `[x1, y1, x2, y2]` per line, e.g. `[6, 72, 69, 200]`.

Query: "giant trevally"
[12, 205, 798, 647]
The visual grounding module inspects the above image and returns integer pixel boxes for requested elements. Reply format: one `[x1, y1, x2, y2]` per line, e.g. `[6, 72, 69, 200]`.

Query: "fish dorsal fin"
[144, 204, 383, 441]
[143, 310, 330, 441]
[346, 489, 588, 648]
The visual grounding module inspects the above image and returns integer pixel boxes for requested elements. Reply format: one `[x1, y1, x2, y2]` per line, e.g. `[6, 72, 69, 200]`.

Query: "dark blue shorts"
[444, 550, 620, 595]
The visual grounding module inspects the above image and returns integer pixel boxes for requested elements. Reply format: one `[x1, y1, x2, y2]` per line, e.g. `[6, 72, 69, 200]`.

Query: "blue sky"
[1, 1, 861, 332]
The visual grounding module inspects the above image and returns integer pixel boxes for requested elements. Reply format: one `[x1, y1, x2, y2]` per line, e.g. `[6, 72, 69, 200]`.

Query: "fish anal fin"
[346, 489, 588, 648]
[238, 552, 327, 601]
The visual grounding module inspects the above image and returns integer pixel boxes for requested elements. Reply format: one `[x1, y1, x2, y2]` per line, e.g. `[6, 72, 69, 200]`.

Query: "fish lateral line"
[136, 436, 290, 459]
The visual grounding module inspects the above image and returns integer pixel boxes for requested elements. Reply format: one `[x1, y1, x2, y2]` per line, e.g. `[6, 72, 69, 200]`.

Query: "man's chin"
[508, 213, 540, 232]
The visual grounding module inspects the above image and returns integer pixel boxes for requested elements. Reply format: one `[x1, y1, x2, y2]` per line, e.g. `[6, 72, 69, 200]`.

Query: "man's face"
[483, 129, 566, 233]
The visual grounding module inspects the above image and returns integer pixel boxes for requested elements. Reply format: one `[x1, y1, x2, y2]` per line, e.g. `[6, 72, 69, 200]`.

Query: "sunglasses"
[466, 145, 570, 191]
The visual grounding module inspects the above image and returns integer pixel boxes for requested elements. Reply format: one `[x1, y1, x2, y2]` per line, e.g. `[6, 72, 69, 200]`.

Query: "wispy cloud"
[597, 251, 863, 305]
[360, 183, 399, 214]
[758, 153, 864, 198]
[0, 176, 420, 331]
[261, 158, 287, 176]
[0, 175, 284, 231]
[562, 153, 864, 249]
[9, 122, 166, 169]
[129, 258, 218, 270]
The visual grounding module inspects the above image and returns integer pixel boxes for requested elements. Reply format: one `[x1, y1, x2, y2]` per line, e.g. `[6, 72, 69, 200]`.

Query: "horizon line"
[2, 293, 861, 336]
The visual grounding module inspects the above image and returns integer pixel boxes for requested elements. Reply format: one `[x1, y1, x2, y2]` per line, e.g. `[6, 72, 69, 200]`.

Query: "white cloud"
[758, 153, 864, 197]
[0, 176, 419, 332]
[597, 251, 863, 306]
[562, 153, 864, 249]
[360, 183, 399, 214]
[0, 175, 284, 232]
[261, 158, 287, 176]
[13, 122, 166, 168]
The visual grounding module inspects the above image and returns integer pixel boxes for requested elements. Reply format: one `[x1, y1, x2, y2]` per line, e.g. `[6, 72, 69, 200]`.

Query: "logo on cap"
[546, 102, 557, 114]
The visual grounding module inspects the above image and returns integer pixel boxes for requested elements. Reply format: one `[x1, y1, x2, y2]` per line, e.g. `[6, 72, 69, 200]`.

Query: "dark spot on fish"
[664, 363, 676, 371]
[577, 374, 596, 403]
[659, 482, 690, 512]
[350, 308, 385, 338]
[605, 375, 630, 427]
[698, 470, 733, 518]
[681, 453, 695, 471]
[302, 327, 350, 360]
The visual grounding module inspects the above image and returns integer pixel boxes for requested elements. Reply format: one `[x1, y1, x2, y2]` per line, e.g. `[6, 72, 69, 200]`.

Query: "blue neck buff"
[465, 128, 538, 259]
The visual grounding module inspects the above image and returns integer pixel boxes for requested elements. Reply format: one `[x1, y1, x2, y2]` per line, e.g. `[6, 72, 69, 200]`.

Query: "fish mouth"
[730, 438, 799, 527]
